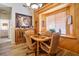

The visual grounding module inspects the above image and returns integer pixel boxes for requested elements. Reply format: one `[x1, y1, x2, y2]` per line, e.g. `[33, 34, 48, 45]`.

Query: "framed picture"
[15, 13, 32, 28]
[42, 20, 45, 27]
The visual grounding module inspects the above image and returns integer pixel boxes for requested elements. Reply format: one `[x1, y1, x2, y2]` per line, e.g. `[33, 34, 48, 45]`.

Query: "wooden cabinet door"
[15, 29, 26, 44]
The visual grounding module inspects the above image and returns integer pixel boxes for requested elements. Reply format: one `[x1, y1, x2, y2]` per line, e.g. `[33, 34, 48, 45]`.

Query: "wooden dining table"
[31, 35, 51, 56]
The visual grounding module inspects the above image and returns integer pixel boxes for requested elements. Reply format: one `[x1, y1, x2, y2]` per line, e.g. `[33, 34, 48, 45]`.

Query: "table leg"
[37, 41, 39, 56]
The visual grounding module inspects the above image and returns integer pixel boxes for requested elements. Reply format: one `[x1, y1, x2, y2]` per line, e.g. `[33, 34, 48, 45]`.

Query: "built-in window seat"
[59, 35, 79, 54]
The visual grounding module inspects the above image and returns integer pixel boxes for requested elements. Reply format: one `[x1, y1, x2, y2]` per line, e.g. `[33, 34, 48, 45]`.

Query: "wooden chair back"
[50, 32, 60, 55]
[40, 32, 60, 55]
[24, 29, 35, 50]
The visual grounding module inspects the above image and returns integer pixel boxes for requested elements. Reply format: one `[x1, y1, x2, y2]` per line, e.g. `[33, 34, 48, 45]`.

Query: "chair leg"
[26, 47, 36, 56]
[49, 49, 62, 56]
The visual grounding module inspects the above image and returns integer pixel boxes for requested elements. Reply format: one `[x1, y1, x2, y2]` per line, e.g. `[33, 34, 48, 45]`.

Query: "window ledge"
[60, 35, 77, 39]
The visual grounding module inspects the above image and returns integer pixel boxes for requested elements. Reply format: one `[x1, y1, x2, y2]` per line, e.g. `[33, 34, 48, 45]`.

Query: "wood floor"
[0, 42, 27, 56]
[0, 41, 79, 56]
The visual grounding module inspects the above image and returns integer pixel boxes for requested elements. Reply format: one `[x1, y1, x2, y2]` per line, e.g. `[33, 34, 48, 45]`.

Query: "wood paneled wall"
[33, 11, 39, 34]
[34, 3, 60, 33]
[33, 3, 79, 54]
[34, 3, 79, 38]
[74, 4, 79, 39]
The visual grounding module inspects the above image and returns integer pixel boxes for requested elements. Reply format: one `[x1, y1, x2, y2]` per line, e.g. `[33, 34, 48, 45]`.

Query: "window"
[46, 11, 66, 34]
[46, 15, 55, 31]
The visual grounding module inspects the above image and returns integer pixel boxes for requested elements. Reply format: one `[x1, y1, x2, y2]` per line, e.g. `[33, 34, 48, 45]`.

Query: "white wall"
[0, 3, 33, 44]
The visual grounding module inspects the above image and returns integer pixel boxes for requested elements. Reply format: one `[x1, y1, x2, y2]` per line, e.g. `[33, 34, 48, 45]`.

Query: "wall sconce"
[68, 15, 72, 25]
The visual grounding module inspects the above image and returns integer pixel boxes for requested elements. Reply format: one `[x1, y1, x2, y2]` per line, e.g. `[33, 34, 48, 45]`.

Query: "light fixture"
[26, 3, 43, 10]
[26, 3, 31, 6]
[39, 4, 43, 7]
[31, 4, 39, 9]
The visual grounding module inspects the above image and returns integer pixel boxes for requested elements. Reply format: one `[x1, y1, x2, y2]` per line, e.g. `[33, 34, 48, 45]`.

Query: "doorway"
[0, 5, 12, 43]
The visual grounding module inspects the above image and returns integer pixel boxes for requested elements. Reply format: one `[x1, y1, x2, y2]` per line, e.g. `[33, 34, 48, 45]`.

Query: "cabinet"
[15, 28, 27, 44]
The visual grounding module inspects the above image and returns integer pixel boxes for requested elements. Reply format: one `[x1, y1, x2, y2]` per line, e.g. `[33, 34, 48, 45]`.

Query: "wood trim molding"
[35, 3, 61, 14]
[44, 7, 67, 16]
[43, 4, 71, 16]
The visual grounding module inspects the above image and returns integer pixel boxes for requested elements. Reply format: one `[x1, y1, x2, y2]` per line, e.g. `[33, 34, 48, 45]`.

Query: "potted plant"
[49, 29, 55, 33]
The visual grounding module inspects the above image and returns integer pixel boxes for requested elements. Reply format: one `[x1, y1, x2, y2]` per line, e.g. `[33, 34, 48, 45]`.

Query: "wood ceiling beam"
[35, 3, 61, 14]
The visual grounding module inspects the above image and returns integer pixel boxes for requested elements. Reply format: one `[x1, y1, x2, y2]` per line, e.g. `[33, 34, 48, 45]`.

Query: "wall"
[39, 3, 79, 37]
[1, 3, 33, 44]
[38, 3, 79, 38]
[68, 4, 79, 37]
[74, 4, 79, 39]
[39, 4, 70, 33]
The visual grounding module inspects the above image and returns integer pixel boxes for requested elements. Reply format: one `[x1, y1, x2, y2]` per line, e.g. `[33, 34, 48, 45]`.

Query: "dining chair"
[40, 32, 60, 56]
[24, 30, 37, 55]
